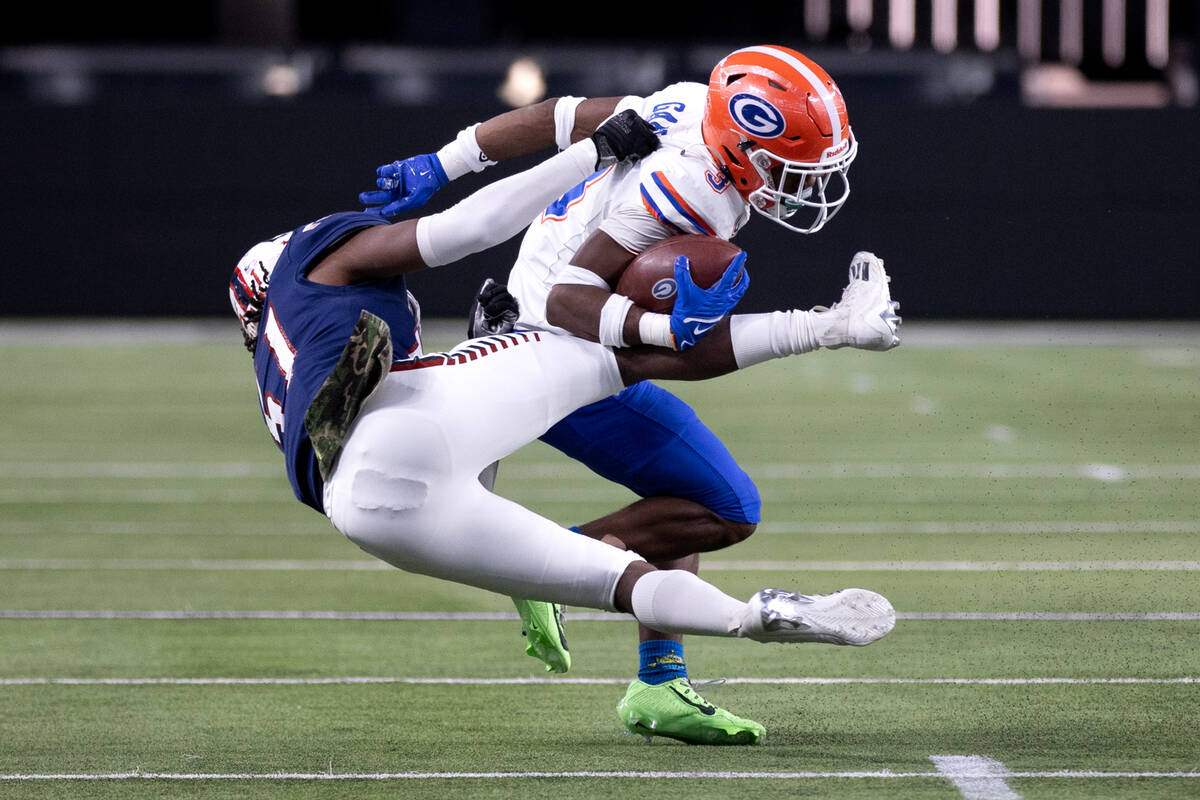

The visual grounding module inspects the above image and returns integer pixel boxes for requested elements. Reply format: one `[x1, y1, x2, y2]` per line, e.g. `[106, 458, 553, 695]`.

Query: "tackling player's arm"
[362, 97, 627, 218]
[306, 218, 421, 285]
[313, 112, 659, 286]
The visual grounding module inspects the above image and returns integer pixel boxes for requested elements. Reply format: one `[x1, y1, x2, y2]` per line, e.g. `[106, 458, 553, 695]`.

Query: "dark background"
[2, 1, 1197, 320]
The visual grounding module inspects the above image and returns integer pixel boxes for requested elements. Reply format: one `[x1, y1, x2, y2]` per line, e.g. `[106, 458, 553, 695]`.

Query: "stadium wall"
[2, 98, 1195, 319]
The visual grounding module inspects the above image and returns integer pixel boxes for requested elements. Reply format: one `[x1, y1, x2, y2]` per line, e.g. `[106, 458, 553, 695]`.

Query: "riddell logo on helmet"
[823, 140, 851, 159]
[728, 93, 786, 138]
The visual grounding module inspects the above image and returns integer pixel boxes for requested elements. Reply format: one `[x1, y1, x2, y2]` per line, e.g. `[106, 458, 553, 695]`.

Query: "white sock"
[629, 570, 746, 637]
[729, 310, 838, 369]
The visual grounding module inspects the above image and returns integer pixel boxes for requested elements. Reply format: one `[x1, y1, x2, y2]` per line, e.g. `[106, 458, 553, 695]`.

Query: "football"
[615, 235, 744, 313]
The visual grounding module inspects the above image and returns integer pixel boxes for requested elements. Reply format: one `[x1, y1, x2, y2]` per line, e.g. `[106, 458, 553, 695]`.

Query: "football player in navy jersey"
[360, 47, 901, 745]
[231, 107, 657, 515]
[235, 98, 897, 748]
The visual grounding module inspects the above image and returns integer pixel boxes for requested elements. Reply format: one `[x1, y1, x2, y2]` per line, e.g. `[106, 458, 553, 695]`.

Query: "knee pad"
[326, 464, 433, 560]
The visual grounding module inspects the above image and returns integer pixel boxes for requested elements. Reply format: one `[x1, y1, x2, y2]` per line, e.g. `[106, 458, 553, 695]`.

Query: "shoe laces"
[688, 678, 727, 694]
[839, 269, 891, 307]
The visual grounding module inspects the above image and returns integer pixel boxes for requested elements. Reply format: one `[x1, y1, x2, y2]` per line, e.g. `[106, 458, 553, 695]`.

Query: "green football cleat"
[511, 597, 570, 673]
[617, 678, 764, 745]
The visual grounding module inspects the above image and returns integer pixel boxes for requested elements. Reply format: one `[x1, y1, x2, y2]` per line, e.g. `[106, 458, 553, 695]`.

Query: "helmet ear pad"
[712, 140, 752, 193]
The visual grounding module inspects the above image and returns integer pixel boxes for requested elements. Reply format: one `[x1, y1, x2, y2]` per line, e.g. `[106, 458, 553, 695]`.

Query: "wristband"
[436, 123, 498, 181]
[598, 293, 634, 348]
[638, 312, 674, 349]
[553, 96, 586, 151]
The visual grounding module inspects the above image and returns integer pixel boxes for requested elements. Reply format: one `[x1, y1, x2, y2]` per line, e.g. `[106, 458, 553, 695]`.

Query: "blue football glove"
[359, 153, 449, 218]
[668, 252, 750, 351]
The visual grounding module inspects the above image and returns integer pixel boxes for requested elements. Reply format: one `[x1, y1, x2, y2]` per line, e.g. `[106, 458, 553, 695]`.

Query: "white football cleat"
[816, 251, 901, 351]
[738, 587, 896, 646]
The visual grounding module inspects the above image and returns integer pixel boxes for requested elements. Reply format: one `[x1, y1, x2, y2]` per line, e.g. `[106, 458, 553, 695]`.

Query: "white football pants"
[322, 331, 644, 610]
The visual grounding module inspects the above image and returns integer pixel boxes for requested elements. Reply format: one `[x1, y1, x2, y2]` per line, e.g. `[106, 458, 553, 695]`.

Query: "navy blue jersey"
[252, 212, 422, 512]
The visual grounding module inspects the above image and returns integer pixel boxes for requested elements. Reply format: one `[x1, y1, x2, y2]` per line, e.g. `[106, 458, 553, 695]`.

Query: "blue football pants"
[539, 380, 761, 525]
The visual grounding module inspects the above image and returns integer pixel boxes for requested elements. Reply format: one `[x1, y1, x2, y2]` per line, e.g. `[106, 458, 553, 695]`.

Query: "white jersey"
[507, 82, 752, 334]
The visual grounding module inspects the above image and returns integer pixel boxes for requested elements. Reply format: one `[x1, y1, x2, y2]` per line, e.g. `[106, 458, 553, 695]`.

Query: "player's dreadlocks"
[230, 256, 273, 356]
[240, 300, 263, 354]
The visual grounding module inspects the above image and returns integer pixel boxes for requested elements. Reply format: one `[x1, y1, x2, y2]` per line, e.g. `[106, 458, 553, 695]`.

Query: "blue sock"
[572, 526, 688, 686]
[638, 640, 687, 685]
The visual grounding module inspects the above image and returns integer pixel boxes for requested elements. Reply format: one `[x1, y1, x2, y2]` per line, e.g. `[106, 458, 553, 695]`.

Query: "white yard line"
[0, 521, 329, 536]
[900, 612, 1200, 620]
[0, 558, 394, 571]
[3, 558, 1199, 571]
[0, 488, 289, 504]
[1, 460, 1196, 507]
[0, 463, 274, 479]
[3, 520, 1195, 537]
[760, 521, 1200, 535]
[2, 461, 1196, 503]
[4, 318, 1199, 348]
[931, 756, 1021, 800]
[0, 769, 1197, 781]
[0, 677, 1195, 686]
[2, 610, 1198, 621]
[3, 461, 1200, 482]
[0, 618, 525, 623]
[744, 463, 1200, 480]
[700, 560, 1200, 571]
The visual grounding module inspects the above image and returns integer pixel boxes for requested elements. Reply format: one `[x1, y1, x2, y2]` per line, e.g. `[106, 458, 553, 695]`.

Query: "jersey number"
[259, 304, 296, 446]
[543, 168, 610, 221]
[260, 388, 285, 446]
[646, 102, 686, 135]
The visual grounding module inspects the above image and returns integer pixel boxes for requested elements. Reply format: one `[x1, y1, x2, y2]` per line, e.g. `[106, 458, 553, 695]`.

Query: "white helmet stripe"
[735, 45, 843, 146]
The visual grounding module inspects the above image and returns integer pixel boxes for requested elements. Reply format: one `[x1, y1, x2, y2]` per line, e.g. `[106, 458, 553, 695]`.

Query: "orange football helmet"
[702, 45, 857, 233]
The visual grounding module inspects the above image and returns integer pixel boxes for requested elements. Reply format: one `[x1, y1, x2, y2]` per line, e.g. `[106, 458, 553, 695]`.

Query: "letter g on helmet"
[728, 93, 787, 138]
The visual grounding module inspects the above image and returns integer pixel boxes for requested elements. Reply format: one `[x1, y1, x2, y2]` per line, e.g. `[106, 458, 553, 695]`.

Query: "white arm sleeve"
[554, 96, 586, 151]
[416, 140, 597, 267]
[551, 264, 611, 289]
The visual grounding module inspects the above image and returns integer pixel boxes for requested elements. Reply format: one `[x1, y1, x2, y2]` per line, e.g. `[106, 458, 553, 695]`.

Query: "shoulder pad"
[635, 149, 743, 240]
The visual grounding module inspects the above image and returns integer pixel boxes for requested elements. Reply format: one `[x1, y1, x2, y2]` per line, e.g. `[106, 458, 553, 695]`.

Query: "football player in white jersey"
[361, 45, 900, 745]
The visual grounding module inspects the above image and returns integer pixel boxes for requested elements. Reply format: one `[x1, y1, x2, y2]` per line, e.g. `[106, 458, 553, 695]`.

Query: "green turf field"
[1, 321, 1197, 799]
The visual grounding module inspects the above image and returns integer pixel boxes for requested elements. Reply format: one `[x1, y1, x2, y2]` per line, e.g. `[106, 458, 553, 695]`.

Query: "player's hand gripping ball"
[615, 235, 746, 313]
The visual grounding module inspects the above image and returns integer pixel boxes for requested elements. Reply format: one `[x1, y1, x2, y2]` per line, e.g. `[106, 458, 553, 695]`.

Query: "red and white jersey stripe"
[390, 331, 544, 372]
[506, 82, 749, 336]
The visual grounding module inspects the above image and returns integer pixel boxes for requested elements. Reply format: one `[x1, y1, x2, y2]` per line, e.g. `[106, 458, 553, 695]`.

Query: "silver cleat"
[740, 587, 896, 645]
